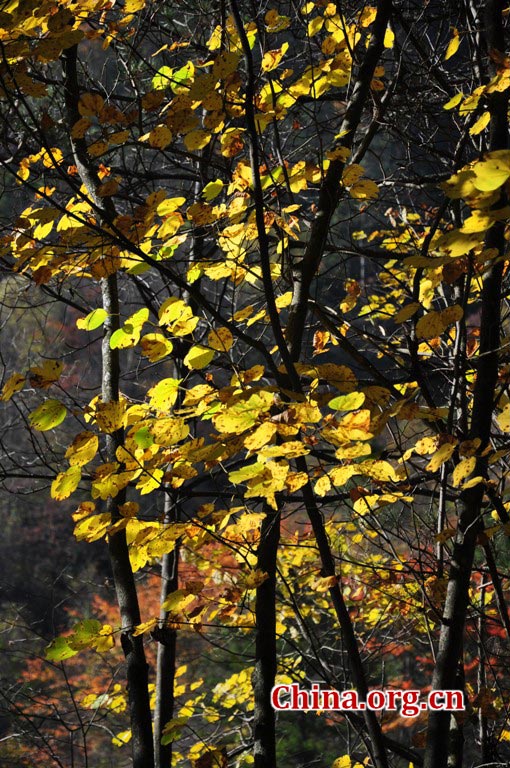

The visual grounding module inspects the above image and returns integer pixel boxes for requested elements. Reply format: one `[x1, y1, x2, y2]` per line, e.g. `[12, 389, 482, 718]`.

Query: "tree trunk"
[252, 509, 280, 768]
[424, 4, 508, 766]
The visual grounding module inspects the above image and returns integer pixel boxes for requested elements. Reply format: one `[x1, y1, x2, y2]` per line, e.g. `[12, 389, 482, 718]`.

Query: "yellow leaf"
[452, 456, 476, 487]
[156, 197, 186, 216]
[261, 42, 289, 72]
[335, 443, 371, 460]
[208, 327, 233, 352]
[133, 618, 158, 637]
[202, 179, 224, 201]
[149, 124, 173, 149]
[65, 431, 99, 467]
[243, 422, 277, 451]
[136, 468, 164, 495]
[151, 417, 189, 445]
[342, 164, 365, 186]
[443, 92, 463, 110]
[415, 305, 463, 340]
[242, 569, 270, 590]
[337, 409, 373, 440]
[426, 442, 456, 472]
[384, 27, 394, 48]
[472, 154, 510, 192]
[349, 178, 379, 199]
[74, 512, 111, 542]
[415, 436, 438, 455]
[393, 302, 420, 323]
[140, 333, 173, 362]
[332, 757, 351, 768]
[124, 0, 145, 13]
[445, 28, 460, 60]
[1, 372, 25, 401]
[95, 399, 126, 433]
[359, 459, 396, 482]
[162, 589, 195, 613]
[285, 471, 309, 492]
[497, 404, 510, 431]
[314, 474, 331, 497]
[148, 378, 180, 411]
[28, 359, 63, 389]
[329, 465, 357, 486]
[307, 16, 324, 36]
[462, 476, 484, 490]
[184, 129, 211, 151]
[469, 111, 491, 136]
[183, 345, 215, 370]
[51, 466, 82, 501]
[234, 305, 255, 321]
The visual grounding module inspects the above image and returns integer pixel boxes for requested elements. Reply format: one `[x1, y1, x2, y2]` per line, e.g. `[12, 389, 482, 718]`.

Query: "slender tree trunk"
[424, 4, 508, 767]
[153, 490, 179, 768]
[252, 509, 280, 768]
[62, 44, 154, 768]
[297, 461, 389, 768]
[102, 276, 154, 768]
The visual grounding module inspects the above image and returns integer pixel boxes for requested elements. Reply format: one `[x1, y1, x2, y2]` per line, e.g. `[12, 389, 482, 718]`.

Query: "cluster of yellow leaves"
[46, 619, 115, 661]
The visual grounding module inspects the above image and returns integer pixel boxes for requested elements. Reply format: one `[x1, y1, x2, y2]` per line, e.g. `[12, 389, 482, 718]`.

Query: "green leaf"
[152, 65, 173, 90]
[46, 636, 78, 662]
[29, 399, 67, 431]
[134, 426, 154, 448]
[328, 392, 366, 411]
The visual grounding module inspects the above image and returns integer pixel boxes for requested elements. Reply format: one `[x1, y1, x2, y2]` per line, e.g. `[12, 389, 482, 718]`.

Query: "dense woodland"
[1, 1, 510, 767]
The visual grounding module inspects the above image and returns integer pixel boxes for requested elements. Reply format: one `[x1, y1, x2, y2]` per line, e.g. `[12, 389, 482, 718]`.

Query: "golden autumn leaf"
[426, 442, 457, 472]
[208, 327, 233, 352]
[184, 130, 211, 151]
[349, 178, 379, 199]
[74, 513, 111, 543]
[140, 333, 173, 362]
[261, 42, 289, 72]
[472, 154, 510, 192]
[445, 28, 460, 60]
[51, 465, 82, 501]
[148, 378, 180, 411]
[28, 359, 63, 388]
[314, 474, 331, 497]
[202, 179, 224, 201]
[95, 399, 126, 433]
[148, 124, 173, 150]
[151, 417, 189, 445]
[243, 422, 277, 451]
[1, 372, 25, 401]
[415, 305, 463, 340]
[393, 302, 420, 323]
[183, 345, 215, 370]
[65, 431, 99, 467]
[452, 456, 476, 487]
[469, 111, 491, 136]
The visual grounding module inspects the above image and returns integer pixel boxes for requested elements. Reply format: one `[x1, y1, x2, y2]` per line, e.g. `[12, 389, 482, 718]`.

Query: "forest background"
[1, 1, 510, 768]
